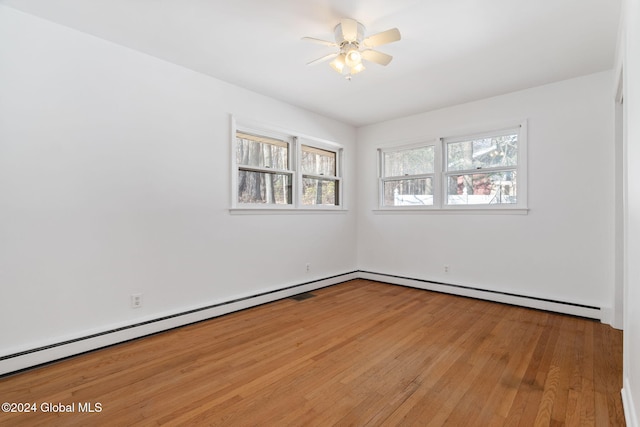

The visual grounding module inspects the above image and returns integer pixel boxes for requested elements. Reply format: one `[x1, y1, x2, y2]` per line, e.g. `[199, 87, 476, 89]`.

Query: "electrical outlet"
[444, 265, 449, 273]
[306, 263, 311, 272]
[131, 293, 143, 309]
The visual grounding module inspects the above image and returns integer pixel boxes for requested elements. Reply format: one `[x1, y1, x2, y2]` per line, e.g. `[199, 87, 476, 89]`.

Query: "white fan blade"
[307, 52, 338, 65]
[361, 49, 393, 66]
[340, 18, 358, 42]
[363, 28, 401, 48]
[302, 37, 337, 47]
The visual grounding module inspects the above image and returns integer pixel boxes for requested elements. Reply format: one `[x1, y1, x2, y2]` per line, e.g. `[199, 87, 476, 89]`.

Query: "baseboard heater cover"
[358, 270, 601, 320]
[1, 270, 602, 377]
[0, 271, 359, 377]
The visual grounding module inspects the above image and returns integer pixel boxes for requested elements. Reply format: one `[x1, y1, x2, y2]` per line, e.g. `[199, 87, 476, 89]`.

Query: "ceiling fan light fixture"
[303, 18, 401, 79]
[350, 62, 365, 75]
[330, 54, 346, 73]
[344, 47, 362, 68]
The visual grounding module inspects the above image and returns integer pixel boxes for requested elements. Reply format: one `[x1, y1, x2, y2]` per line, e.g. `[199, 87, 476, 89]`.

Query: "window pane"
[236, 133, 288, 170]
[384, 146, 434, 177]
[238, 170, 292, 204]
[302, 177, 338, 206]
[447, 134, 518, 172]
[383, 177, 433, 206]
[446, 171, 517, 205]
[302, 145, 336, 176]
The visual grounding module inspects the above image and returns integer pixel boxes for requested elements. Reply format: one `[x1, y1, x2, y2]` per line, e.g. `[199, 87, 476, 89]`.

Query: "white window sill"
[373, 207, 528, 215]
[230, 207, 348, 215]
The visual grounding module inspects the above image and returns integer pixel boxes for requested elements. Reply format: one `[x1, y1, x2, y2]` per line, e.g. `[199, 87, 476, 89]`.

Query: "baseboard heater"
[0, 270, 601, 377]
[0, 271, 359, 377]
[358, 270, 601, 320]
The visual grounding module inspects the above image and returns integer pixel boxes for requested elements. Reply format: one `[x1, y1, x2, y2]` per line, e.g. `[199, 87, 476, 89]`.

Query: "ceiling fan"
[303, 18, 401, 80]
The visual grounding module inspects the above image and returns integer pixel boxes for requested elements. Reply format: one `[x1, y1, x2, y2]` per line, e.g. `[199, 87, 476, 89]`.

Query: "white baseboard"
[623, 379, 638, 427]
[0, 271, 358, 376]
[357, 271, 602, 321]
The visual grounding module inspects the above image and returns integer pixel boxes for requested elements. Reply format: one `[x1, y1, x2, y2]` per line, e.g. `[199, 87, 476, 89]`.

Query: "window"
[232, 120, 343, 210]
[236, 132, 293, 205]
[301, 145, 339, 206]
[378, 123, 526, 211]
[380, 144, 436, 207]
[444, 129, 519, 206]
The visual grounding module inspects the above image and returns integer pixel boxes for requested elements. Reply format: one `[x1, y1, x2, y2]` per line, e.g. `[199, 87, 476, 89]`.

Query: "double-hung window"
[301, 144, 340, 206]
[380, 144, 437, 207]
[378, 122, 526, 211]
[236, 131, 293, 205]
[232, 120, 343, 210]
[444, 127, 520, 206]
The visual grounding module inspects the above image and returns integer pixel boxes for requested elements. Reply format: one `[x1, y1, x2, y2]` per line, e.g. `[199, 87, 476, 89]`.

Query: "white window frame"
[298, 140, 343, 210]
[235, 129, 295, 207]
[378, 140, 441, 209]
[377, 121, 527, 213]
[231, 117, 344, 212]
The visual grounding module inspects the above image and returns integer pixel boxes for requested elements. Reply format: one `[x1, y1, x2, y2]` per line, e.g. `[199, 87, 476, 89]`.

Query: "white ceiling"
[2, 0, 622, 126]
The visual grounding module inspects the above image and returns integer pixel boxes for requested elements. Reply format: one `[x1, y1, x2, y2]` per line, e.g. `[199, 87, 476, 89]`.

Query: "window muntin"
[444, 129, 519, 206]
[380, 145, 436, 207]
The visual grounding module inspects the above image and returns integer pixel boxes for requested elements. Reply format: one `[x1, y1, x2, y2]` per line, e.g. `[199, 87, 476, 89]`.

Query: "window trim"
[376, 121, 528, 213]
[231, 116, 345, 212]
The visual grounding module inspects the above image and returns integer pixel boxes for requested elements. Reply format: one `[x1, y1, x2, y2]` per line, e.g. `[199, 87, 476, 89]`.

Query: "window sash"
[301, 176, 340, 206]
[301, 145, 337, 177]
[381, 145, 435, 178]
[444, 169, 517, 206]
[446, 139, 518, 173]
[381, 175, 435, 207]
[237, 170, 293, 205]
[236, 132, 291, 171]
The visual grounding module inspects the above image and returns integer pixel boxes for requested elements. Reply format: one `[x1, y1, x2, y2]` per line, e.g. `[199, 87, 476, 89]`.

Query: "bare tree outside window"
[234, 128, 342, 209]
[301, 145, 339, 206]
[236, 132, 292, 204]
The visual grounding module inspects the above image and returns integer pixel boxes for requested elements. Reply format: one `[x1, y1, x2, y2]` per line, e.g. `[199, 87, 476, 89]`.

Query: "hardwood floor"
[0, 280, 625, 426]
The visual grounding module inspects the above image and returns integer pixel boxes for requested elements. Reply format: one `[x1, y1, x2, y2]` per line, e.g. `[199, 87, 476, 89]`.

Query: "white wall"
[356, 72, 615, 318]
[622, 0, 640, 424]
[0, 6, 357, 366]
